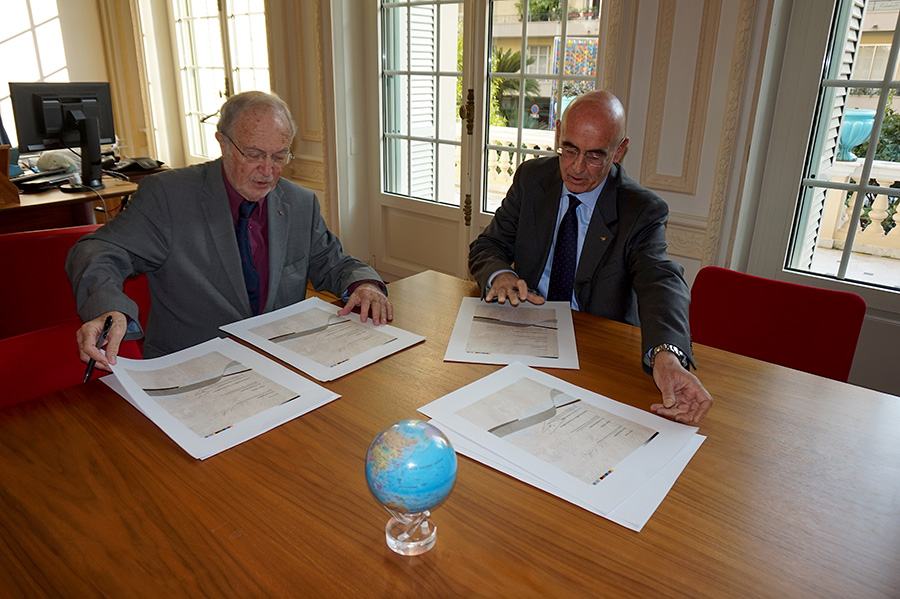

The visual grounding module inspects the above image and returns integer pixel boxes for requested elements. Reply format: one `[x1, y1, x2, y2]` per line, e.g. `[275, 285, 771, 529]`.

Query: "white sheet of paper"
[443, 428, 705, 531]
[106, 338, 340, 459]
[444, 298, 579, 369]
[220, 297, 424, 381]
[419, 362, 697, 515]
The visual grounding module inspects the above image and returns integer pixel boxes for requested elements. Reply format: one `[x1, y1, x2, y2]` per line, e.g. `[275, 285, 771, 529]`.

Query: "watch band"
[648, 343, 689, 369]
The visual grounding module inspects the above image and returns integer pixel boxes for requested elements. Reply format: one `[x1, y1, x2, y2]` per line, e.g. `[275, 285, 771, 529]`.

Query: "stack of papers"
[106, 338, 340, 459]
[419, 362, 705, 531]
[221, 297, 425, 381]
[444, 298, 579, 369]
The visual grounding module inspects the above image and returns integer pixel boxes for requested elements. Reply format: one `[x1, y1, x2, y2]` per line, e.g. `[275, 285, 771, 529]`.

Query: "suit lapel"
[533, 165, 563, 277]
[574, 165, 619, 301]
[199, 160, 252, 314]
[265, 185, 287, 311]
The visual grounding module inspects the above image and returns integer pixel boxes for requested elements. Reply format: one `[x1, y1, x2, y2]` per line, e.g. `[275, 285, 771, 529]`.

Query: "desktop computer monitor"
[8, 81, 116, 190]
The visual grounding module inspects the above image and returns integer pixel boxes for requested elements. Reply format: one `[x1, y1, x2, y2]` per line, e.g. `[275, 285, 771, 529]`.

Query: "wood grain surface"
[0, 270, 898, 598]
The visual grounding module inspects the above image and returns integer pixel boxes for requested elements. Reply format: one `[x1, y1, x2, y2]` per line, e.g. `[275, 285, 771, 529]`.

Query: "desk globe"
[365, 420, 457, 555]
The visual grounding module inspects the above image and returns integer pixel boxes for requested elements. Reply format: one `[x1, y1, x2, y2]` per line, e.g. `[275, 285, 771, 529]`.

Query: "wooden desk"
[1, 270, 898, 598]
[0, 176, 138, 233]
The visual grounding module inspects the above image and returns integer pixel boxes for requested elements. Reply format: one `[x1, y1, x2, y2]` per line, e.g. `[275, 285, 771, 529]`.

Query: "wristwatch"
[647, 343, 689, 369]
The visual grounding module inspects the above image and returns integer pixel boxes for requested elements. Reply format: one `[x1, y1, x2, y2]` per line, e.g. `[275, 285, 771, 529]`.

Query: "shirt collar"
[561, 176, 606, 212]
[222, 166, 267, 220]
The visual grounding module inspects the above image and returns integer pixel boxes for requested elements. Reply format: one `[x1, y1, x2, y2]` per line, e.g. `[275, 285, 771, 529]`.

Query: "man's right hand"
[485, 272, 546, 307]
[76, 311, 129, 371]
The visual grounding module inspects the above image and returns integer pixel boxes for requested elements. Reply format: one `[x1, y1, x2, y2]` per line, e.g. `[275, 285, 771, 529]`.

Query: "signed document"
[419, 363, 702, 530]
[106, 338, 340, 459]
[444, 298, 578, 368]
[220, 297, 425, 381]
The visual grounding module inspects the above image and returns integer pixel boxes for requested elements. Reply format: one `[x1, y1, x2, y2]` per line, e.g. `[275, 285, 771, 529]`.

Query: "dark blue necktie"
[237, 200, 260, 315]
[547, 194, 580, 302]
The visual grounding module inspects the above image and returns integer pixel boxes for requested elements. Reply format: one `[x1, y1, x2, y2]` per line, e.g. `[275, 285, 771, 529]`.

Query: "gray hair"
[217, 91, 296, 140]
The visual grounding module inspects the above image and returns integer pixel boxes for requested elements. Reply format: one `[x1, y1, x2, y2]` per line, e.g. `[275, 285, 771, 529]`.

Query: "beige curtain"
[97, 0, 155, 159]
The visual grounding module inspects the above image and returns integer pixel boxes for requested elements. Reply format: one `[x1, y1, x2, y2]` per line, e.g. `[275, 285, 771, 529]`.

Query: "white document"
[419, 362, 698, 517]
[220, 297, 425, 381]
[444, 298, 579, 369]
[106, 338, 340, 459]
[446, 429, 705, 531]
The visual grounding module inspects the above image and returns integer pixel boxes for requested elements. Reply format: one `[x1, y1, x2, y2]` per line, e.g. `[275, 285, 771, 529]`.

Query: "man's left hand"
[649, 351, 713, 425]
[338, 282, 393, 325]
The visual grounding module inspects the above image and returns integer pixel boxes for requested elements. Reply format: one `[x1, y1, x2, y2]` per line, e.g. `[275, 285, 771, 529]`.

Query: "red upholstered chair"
[0, 225, 151, 408]
[689, 266, 866, 382]
[0, 224, 101, 338]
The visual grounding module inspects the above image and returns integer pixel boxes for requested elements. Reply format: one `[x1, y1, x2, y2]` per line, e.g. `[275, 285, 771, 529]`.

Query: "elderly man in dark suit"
[468, 91, 712, 424]
[68, 91, 390, 370]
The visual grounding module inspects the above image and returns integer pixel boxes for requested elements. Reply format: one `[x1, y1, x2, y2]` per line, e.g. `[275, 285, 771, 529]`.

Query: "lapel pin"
[600, 236, 607, 242]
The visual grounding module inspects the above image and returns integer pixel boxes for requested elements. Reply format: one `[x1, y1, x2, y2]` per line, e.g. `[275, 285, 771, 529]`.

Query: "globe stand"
[383, 508, 437, 555]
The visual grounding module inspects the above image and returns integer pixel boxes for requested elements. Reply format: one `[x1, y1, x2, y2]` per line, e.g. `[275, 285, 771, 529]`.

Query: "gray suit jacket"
[468, 157, 693, 367]
[66, 159, 381, 358]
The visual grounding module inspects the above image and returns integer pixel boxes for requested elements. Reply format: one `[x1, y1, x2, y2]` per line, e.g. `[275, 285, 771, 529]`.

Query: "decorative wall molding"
[602, 0, 637, 106]
[640, 0, 721, 194]
[702, 0, 759, 267]
[290, 156, 327, 190]
[667, 212, 707, 259]
[268, 0, 329, 221]
[297, 0, 325, 144]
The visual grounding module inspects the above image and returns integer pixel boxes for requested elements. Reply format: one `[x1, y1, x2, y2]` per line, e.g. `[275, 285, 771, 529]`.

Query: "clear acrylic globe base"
[384, 508, 437, 556]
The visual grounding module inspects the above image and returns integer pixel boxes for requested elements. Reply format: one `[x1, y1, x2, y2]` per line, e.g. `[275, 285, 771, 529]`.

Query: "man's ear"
[614, 137, 630, 162]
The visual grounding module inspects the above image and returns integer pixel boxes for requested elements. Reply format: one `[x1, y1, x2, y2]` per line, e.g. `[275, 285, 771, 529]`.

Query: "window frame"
[745, 0, 899, 313]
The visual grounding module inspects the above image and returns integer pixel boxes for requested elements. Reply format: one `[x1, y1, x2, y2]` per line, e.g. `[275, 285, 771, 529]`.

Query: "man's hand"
[338, 282, 393, 325]
[649, 351, 713, 425]
[76, 311, 129, 371]
[485, 272, 545, 307]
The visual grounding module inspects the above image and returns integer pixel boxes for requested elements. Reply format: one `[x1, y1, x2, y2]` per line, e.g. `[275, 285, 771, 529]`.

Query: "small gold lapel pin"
[600, 236, 607, 242]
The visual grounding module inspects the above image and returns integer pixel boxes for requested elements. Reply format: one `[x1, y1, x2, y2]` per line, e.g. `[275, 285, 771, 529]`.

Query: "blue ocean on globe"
[365, 420, 457, 514]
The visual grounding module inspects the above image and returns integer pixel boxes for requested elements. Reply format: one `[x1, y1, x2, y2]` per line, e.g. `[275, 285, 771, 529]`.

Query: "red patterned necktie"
[547, 194, 580, 302]
[237, 200, 260, 315]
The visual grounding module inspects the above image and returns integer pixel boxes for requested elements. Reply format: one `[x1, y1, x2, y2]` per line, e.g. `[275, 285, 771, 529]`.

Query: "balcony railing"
[821, 160, 900, 260]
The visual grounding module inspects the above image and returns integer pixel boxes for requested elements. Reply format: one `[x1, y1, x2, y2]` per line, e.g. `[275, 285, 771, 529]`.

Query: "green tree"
[853, 93, 900, 162]
[515, 0, 560, 21]
[491, 48, 540, 126]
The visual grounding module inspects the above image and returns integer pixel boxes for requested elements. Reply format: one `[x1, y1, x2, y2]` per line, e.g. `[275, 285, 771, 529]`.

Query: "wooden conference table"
[0, 270, 898, 598]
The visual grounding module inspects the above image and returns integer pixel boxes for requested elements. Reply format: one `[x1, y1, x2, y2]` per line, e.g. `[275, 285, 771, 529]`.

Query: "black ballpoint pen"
[84, 315, 113, 383]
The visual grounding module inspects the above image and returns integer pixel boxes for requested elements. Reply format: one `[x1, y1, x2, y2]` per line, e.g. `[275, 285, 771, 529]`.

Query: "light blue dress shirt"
[487, 179, 607, 310]
[535, 181, 606, 309]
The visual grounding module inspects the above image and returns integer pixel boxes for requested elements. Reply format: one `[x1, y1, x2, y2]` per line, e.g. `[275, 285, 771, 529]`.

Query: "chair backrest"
[0, 225, 152, 407]
[690, 266, 866, 382]
[0, 224, 101, 338]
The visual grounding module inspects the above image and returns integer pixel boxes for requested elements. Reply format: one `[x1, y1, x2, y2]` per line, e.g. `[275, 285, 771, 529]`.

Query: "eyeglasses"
[556, 146, 608, 168]
[224, 133, 294, 166]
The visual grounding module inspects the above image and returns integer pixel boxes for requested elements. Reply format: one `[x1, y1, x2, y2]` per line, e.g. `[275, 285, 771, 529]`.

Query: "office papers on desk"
[105, 338, 340, 459]
[444, 298, 579, 369]
[220, 297, 425, 381]
[419, 363, 703, 531]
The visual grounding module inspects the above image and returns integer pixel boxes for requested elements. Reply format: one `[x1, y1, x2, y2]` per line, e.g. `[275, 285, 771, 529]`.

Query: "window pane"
[485, 0, 599, 213]
[35, 18, 65, 75]
[0, 1, 31, 41]
[381, 0, 463, 205]
[790, 3, 900, 291]
[227, 8, 270, 93]
[28, 0, 58, 25]
[0, 34, 40, 91]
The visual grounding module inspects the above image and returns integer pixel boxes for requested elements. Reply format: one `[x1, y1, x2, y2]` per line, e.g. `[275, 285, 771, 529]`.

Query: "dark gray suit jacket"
[66, 159, 381, 358]
[468, 157, 693, 367]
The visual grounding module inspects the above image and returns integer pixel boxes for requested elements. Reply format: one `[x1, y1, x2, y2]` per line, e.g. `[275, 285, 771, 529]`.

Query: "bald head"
[555, 91, 629, 194]
[560, 90, 627, 144]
